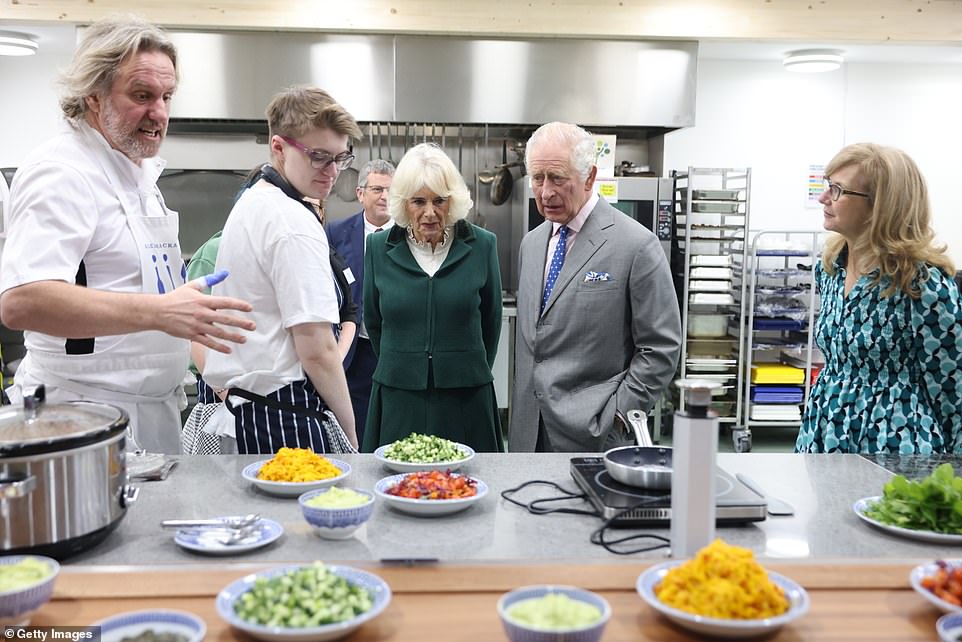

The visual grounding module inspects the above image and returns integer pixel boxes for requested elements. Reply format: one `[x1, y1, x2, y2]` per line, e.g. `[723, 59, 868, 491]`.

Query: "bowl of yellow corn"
[242, 447, 351, 498]
[636, 539, 809, 638]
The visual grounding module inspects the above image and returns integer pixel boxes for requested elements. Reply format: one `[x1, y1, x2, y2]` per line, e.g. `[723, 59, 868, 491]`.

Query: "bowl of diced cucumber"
[374, 433, 475, 473]
[216, 562, 391, 642]
[298, 487, 375, 539]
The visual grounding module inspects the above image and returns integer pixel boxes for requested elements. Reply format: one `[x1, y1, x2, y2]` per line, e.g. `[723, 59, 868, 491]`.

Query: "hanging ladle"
[477, 124, 496, 185]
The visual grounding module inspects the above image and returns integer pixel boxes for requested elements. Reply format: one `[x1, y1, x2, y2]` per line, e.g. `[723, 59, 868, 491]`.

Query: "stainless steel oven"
[508, 175, 674, 291]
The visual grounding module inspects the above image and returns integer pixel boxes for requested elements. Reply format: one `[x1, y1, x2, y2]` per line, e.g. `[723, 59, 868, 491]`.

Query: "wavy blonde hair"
[389, 143, 472, 227]
[822, 143, 954, 298]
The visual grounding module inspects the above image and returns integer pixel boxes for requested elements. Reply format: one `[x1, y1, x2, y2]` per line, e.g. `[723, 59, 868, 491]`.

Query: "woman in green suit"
[362, 143, 504, 452]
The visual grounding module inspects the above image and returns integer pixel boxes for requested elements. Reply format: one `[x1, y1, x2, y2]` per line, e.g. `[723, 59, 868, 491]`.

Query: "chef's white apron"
[10, 130, 189, 454]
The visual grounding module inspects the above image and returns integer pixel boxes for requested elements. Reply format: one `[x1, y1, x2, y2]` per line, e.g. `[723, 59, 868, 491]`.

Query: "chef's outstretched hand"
[162, 270, 256, 353]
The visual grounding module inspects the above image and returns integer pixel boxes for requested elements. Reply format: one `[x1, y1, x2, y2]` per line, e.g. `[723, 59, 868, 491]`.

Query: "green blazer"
[363, 219, 503, 390]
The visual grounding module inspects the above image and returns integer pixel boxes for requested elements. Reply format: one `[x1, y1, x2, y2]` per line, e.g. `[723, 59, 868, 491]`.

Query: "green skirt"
[362, 381, 504, 452]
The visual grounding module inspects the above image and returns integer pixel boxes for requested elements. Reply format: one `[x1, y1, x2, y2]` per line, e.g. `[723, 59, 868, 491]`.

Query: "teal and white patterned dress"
[796, 252, 962, 454]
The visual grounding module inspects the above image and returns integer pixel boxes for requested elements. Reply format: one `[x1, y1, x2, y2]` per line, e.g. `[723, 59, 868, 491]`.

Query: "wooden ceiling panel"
[1, 0, 959, 44]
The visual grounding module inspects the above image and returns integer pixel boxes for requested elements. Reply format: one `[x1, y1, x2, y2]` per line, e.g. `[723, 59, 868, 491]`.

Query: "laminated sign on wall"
[806, 164, 825, 208]
[593, 134, 618, 202]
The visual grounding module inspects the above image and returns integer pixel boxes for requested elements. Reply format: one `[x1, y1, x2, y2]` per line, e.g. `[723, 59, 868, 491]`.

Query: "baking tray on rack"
[678, 188, 742, 201]
[690, 201, 741, 213]
[686, 357, 737, 373]
[690, 255, 733, 267]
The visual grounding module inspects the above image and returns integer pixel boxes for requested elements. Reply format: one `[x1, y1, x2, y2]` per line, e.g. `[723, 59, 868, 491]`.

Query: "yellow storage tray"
[751, 364, 805, 384]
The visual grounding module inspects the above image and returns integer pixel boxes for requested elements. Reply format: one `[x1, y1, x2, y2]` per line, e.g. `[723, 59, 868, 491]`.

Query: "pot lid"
[0, 398, 128, 455]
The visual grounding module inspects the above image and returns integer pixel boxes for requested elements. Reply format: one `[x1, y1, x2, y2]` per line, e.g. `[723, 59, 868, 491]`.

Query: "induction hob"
[570, 457, 767, 527]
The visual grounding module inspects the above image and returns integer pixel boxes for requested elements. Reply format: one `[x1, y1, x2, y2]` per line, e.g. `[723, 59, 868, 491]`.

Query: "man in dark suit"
[510, 122, 682, 452]
[326, 159, 395, 445]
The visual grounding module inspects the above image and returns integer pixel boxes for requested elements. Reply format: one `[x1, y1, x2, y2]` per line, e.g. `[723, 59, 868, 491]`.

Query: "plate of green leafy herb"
[853, 463, 962, 544]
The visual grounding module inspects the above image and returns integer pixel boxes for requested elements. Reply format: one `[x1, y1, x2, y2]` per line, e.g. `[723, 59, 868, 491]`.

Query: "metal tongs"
[161, 513, 260, 530]
[161, 513, 262, 546]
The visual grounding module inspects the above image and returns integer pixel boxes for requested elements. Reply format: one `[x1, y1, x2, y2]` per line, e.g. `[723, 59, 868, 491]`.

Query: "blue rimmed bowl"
[496, 585, 611, 642]
[636, 560, 810, 639]
[93, 609, 206, 642]
[0, 555, 60, 625]
[298, 488, 375, 539]
[242, 458, 351, 497]
[938, 612, 962, 642]
[216, 564, 391, 642]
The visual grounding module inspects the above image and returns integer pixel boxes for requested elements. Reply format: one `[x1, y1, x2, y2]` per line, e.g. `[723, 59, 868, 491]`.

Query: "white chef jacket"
[202, 183, 339, 397]
[0, 120, 189, 454]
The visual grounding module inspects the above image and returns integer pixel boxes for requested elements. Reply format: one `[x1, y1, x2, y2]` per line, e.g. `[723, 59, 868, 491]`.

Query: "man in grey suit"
[509, 122, 682, 452]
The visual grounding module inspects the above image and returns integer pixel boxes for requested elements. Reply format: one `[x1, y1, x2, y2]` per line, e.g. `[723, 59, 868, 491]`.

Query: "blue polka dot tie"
[541, 225, 569, 313]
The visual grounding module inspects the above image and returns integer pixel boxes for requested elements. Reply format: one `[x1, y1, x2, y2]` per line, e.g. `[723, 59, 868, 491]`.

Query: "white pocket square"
[584, 271, 611, 283]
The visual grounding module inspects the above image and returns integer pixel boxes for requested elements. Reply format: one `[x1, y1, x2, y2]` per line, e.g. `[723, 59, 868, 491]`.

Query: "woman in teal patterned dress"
[796, 143, 962, 454]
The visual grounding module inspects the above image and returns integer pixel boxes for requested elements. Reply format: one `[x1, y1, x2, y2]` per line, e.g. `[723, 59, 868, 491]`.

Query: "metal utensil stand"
[667, 167, 751, 444]
[735, 230, 823, 452]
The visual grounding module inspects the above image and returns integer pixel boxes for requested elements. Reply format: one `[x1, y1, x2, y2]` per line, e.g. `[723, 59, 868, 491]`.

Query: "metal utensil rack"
[668, 167, 751, 441]
[734, 230, 823, 452]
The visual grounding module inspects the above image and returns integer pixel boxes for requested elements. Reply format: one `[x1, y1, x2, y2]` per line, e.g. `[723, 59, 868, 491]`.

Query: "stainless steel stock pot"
[0, 386, 136, 559]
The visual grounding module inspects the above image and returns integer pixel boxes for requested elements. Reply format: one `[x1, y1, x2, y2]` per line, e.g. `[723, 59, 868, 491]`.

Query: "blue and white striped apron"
[229, 380, 332, 455]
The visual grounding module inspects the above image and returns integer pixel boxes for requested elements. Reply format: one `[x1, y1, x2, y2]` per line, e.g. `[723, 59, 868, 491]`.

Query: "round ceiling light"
[783, 49, 843, 73]
[0, 31, 39, 56]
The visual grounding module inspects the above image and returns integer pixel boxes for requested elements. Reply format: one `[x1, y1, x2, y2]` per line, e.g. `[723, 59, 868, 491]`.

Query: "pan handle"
[625, 410, 652, 447]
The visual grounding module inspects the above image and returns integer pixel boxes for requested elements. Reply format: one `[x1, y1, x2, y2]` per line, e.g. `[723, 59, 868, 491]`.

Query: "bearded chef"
[0, 16, 255, 454]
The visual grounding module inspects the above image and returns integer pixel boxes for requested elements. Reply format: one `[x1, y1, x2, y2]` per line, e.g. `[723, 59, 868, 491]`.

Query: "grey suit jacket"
[509, 198, 682, 452]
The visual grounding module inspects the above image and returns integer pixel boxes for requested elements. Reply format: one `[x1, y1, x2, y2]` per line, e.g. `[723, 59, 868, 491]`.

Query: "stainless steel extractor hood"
[165, 31, 697, 133]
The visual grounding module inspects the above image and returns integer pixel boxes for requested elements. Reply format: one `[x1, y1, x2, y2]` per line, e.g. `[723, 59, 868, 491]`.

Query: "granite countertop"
[64, 452, 953, 566]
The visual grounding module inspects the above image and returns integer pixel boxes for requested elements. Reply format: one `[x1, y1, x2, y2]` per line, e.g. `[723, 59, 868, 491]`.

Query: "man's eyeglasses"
[824, 178, 871, 202]
[279, 135, 355, 170]
[362, 186, 389, 196]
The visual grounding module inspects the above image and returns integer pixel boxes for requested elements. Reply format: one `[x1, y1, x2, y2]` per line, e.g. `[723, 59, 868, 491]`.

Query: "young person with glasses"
[202, 85, 362, 454]
[796, 143, 961, 455]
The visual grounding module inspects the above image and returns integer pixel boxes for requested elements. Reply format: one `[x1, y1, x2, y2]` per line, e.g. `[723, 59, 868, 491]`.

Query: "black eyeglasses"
[279, 135, 355, 170]
[824, 178, 871, 202]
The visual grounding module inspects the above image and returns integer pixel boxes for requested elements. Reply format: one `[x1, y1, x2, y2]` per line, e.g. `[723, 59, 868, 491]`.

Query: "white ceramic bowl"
[242, 458, 351, 497]
[93, 609, 206, 642]
[636, 560, 810, 639]
[298, 488, 375, 539]
[911, 561, 962, 614]
[0, 555, 60, 626]
[216, 564, 391, 642]
[497, 585, 610, 642]
[374, 472, 488, 516]
[373, 442, 475, 473]
[938, 612, 962, 642]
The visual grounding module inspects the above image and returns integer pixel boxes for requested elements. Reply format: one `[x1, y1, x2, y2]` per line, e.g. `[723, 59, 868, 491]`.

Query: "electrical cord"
[500, 480, 598, 516]
[501, 480, 671, 555]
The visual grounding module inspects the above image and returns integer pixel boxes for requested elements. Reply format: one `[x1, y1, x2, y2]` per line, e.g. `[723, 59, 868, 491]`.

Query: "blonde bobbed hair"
[389, 143, 472, 227]
[822, 142, 954, 298]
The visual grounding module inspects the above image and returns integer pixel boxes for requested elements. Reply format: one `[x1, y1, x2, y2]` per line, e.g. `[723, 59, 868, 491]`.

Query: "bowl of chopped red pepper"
[911, 560, 962, 614]
[374, 470, 488, 516]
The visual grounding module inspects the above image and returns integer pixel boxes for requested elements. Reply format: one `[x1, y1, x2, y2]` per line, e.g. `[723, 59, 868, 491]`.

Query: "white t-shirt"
[203, 183, 339, 396]
[0, 120, 168, 356]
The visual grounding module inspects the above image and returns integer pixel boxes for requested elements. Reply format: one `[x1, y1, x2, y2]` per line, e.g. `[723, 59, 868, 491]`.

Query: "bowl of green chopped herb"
[853, 463, 962, 543]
